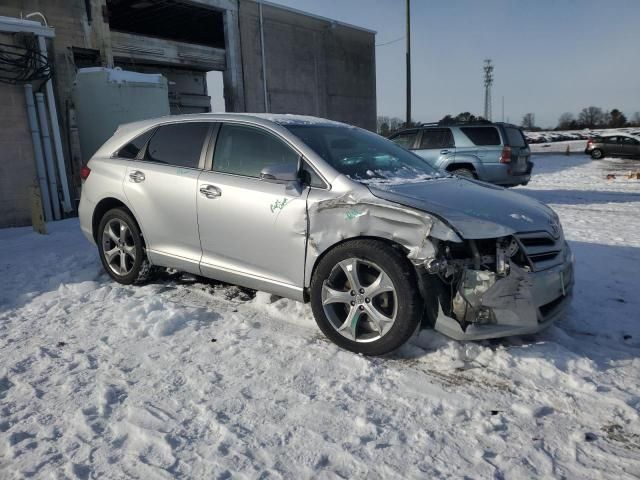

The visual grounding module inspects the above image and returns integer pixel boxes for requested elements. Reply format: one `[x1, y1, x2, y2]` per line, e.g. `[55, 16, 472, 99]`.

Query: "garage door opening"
[106, 0, 225, 48]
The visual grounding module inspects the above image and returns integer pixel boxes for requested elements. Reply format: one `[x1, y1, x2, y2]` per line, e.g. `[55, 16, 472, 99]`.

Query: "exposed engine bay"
[424, 236, 539, 331]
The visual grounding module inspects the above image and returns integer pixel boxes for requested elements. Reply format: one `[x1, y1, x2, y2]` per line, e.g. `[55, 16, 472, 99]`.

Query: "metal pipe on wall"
[23, 84, 53, 223]
[37, 35, 73, 213]
[35, 92, 61, 220]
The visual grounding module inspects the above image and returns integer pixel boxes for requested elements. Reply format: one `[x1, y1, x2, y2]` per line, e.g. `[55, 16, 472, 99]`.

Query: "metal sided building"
[0, 0, 376, 228]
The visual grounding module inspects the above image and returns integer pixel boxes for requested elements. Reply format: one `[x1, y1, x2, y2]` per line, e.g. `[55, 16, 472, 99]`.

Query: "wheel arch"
[445, 162, 477, 173]
[305, 235, 412, 297]
[92, 197, 145, 244]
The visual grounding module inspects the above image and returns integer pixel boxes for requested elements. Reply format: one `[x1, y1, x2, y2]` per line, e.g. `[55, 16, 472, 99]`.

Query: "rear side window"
[116, 129, 155, 159]
[419, 129, 454, 149]
[390, 130, 418, 149]
[461, 127, 501, 146]
[603, 136, 619, 144]
[144, 122, 210, 168]
[505, 127, 526, 147]
[213, 124, 299, 178]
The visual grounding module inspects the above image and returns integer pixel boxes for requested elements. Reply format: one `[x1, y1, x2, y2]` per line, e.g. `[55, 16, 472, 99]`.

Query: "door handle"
[199, 184, 222, 199]
[129, 170, 145, 183]
[440, 149, 451, 155]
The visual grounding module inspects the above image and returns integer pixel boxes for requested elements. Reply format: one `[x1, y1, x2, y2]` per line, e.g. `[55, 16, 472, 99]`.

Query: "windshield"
[285, 125, 441, 184]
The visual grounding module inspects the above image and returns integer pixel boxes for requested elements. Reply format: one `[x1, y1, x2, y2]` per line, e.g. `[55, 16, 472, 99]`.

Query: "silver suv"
[389, 122, 532, 186]
[79, 114, 573, 355]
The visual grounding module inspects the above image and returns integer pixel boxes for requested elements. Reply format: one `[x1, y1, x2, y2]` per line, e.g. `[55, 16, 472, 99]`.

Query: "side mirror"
[260, 163, 299, 184]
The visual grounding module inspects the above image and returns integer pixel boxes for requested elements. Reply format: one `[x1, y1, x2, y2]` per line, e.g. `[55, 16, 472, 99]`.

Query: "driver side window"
[213, 124, 299, 178]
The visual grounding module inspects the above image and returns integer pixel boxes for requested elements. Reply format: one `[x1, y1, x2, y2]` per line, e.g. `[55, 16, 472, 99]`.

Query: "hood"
[369, 177, 557, 239]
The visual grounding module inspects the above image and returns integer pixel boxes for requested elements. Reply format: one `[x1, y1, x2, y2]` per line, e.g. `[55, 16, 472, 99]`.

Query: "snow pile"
[1, 153, 640, 478]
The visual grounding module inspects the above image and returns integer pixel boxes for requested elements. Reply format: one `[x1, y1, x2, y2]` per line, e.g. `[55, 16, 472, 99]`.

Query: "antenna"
[483, 59, 493, 121]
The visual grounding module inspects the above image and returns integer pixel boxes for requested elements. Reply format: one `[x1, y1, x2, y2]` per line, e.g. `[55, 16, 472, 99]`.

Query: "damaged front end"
[305, 181, 574, 341]
[424, 234, 574, 341]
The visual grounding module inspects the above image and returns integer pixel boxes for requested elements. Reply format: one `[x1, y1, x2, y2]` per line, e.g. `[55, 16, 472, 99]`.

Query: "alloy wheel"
[321, 258, 397, 343]
[101, 219, 136, 276]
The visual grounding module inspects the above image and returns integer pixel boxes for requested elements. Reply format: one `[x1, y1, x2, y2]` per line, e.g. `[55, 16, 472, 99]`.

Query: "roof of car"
[395, 121, 521, 132]
[117, 113, 350, 132]
[597, 133, 638, 138]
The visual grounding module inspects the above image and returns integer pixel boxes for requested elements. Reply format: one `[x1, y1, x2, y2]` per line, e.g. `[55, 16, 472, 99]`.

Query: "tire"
[591, 149, 604, 160]
[451, 168, 476, 179]
[97, 208, 155, 285]
[310, 239, 423, 356]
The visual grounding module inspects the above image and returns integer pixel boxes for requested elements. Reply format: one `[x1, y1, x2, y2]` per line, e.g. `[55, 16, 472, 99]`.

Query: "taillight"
[500, 146, 511, 163]
[587, 139, 593, 146]
[80, 165, 91, 181]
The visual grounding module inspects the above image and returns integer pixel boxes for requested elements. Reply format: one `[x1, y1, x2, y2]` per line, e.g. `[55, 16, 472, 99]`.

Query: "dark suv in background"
[389, 122, 532, 186]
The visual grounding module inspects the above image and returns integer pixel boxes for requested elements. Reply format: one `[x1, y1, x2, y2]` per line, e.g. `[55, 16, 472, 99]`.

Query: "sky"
[210, 0, 640, 128]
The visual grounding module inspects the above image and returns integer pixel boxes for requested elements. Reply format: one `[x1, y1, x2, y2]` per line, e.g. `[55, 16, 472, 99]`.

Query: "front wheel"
[451, 168, 476, 179]
[591, 148, 604, 160]
[310, 240, 423, 356]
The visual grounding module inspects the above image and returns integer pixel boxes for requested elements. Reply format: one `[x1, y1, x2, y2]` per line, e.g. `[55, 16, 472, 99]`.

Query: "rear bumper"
[433, 245, 574, 341]
[479, 161, 533, 186]
[78, 190, 96, 245]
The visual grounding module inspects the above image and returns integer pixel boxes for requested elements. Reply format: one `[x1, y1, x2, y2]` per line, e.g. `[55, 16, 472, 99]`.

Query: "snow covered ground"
[529, 140, 587, 154]
[1, 153, 640, 479]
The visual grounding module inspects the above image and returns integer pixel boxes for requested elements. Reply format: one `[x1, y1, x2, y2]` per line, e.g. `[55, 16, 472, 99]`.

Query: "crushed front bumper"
[433, 244, 574, 341]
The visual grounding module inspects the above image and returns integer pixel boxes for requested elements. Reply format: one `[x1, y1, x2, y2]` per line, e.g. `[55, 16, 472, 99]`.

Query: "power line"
[0, 37, 52, 85]
[375, 36, 404, 47]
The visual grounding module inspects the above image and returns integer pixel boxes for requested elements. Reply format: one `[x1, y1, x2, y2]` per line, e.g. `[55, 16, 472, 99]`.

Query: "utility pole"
[483, 59, 493, 121]
[501, 96, 504, 122]
[405, 0, 411, 126]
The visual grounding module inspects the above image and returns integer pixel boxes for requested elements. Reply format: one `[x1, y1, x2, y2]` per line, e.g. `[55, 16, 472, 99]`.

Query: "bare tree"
[521, 113, 536, 130]
[377, 115, 404, 135]
[557, 112, 575, 130]
[631, 112, 640, 127]
[438, 112, 485, 125]
[377, 115, 391, 135]
[608, 109, 627, 128]
[578, 106, 604, 128]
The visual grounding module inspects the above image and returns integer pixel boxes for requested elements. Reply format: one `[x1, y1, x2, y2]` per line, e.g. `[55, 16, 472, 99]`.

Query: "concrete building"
[0, 0, 376, 228]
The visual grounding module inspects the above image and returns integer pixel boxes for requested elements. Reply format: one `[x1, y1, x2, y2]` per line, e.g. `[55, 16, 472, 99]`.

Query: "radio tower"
[483, 59, 494, 120]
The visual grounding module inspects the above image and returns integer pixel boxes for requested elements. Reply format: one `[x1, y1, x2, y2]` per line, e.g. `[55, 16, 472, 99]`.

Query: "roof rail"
[438, 119, 493, 126]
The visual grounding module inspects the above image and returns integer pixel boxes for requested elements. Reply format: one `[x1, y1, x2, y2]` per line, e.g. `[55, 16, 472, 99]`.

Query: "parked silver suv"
[389, 122, 533, 186]
[79, 114, 573, 355]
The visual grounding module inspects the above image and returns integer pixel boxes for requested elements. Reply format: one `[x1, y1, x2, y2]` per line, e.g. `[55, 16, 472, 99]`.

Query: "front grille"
[516, 231, 565, 271]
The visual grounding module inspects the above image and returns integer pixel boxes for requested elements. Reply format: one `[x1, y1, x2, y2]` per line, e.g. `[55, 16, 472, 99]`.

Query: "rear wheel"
[310, 240, 423, 356]
[451, 167, 476, 179]
[97, 208, 154, 285]
[591, 148, 604, 160]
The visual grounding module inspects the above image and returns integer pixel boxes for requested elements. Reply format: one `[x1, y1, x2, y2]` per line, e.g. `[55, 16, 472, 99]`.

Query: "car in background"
[585, 134, 640, 159]
[388, 122, 532, 187]
[79, 113, 572, 356]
